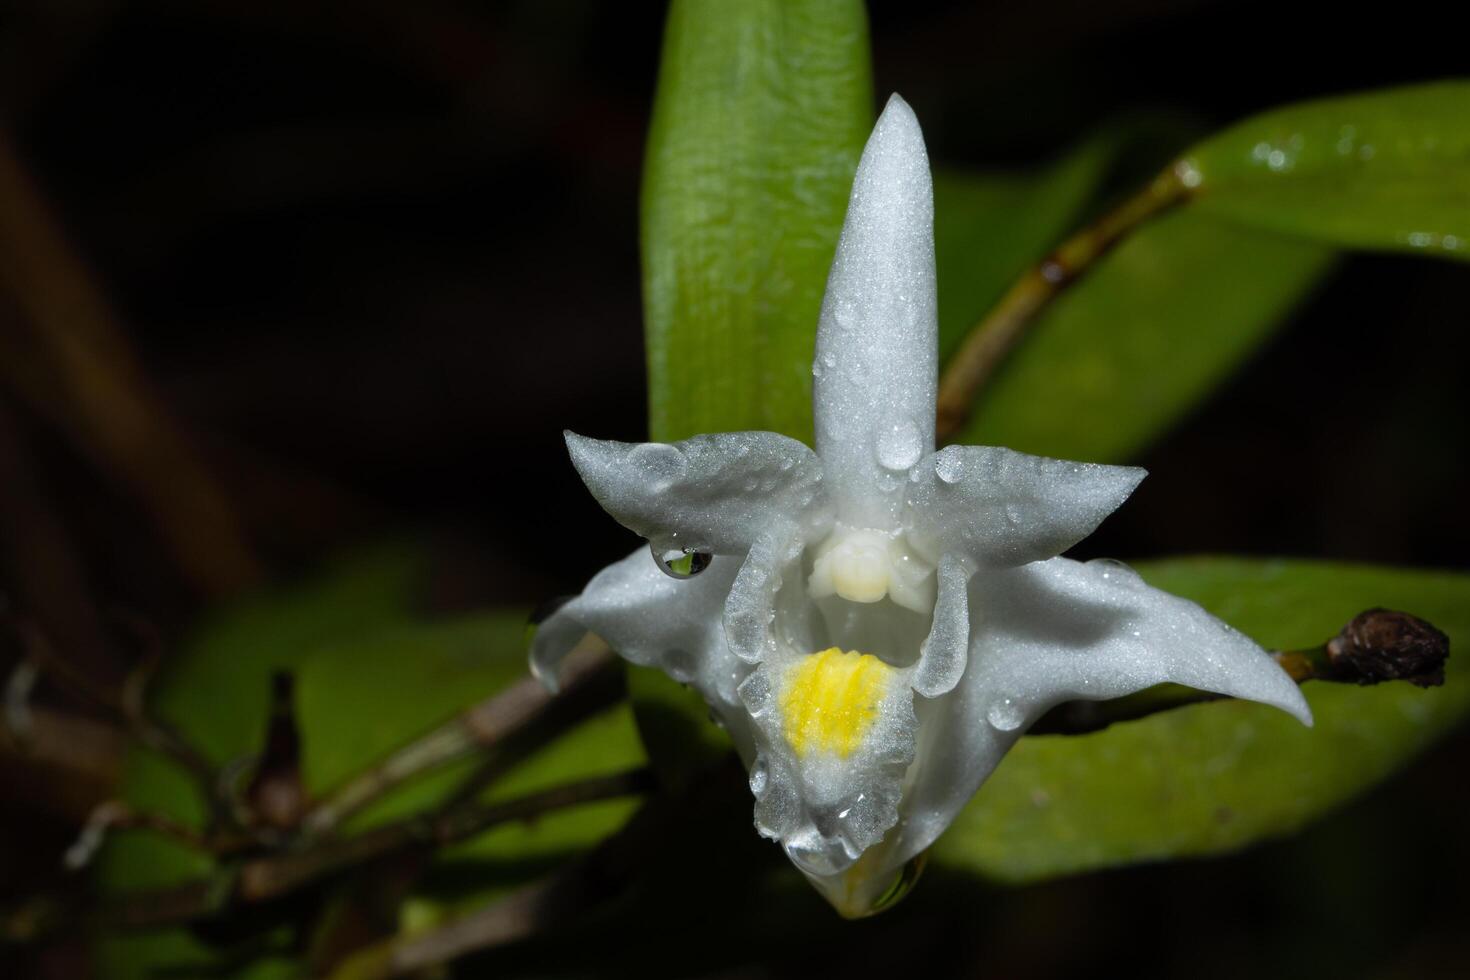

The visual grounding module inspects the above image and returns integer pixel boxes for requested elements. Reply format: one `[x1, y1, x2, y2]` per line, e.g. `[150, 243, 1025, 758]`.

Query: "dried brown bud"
[1326, 608, 1449, 688]
[246, 671, 306, 830]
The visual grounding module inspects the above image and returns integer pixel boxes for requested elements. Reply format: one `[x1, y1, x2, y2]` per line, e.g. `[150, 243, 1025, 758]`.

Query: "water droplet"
[863, 852, 928, 917]
[876, 419, 922, 472]
[821, 352, 837, 368]
[1088, 557, 1137, 581]
[651, 541, 712, 579]
[627, 442, 686, 490]
[933, 447, 965, 484]
[987, 698, 1024, 731]
[785, 834, 854, 876]
[748, 757, 768, 794]
[1173, 157, 1203, 188]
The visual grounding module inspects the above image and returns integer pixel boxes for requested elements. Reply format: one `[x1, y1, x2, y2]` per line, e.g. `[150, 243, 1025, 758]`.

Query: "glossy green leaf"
[642, 0, 873, 444]
[1184, 81, 1470, 259]
[935, 558, 1470, 883]
[957, 211, 1335, 462]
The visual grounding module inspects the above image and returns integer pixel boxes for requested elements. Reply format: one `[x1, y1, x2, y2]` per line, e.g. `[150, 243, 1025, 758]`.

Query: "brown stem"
[63, 800, 210, 871]
[239, 768, 651, 905]
[4, 613, 222, 811]
[326, 757, 745, 979]
[934, 162, 1194, 444]
[105, 768, 652, 931]
[1, 705, 123, 820]
[0, 133, 260, 596]
[303, 636, 621, 835]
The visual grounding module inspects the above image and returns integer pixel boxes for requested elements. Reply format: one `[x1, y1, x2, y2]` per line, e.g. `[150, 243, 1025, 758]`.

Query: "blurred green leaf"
[642, 0, 873, 444]
[956, 211, 1334, 462]
[1184, 81, 1470, 259]
[936, 558, 1470, 884]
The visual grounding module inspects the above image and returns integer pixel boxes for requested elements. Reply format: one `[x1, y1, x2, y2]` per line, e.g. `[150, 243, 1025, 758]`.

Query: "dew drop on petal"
[933, 446, 965, 484]
[748, 756, 769, 795]
[987, 698, 1024, 731]
[651, 541, 712, 579]
[865, 852, 928, 916]
[1088, 557, 1138, 581]
[876, 419, 922, 472]
[627, 441, 686, 491]
[785, 834, 855, 876]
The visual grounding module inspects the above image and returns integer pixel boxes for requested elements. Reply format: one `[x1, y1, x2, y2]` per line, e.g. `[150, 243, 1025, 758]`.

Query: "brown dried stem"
[0, 133, 260, 596]
[934, 162, 1194, 444]
[3, 613, 222, 808]
[302, 635, 621, 835]
[106, 768, 652, 931]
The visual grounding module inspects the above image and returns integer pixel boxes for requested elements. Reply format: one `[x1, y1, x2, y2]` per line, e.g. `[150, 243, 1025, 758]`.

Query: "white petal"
[912, 553, 972, 697]
[564, 430, 830, 555]
[813, 94, 937, 530]
[904, 445, 1145, 567]
[529, 548, 751, 718]
[723, 522, 810, 664]
[891, 556, 1312, 870]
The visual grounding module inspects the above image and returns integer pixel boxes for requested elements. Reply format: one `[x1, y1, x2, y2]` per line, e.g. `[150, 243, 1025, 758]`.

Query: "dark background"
[2, 1, 1468, 976]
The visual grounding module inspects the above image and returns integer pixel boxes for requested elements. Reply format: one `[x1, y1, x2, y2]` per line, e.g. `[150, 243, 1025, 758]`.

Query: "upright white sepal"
[812, 94, 938, 531]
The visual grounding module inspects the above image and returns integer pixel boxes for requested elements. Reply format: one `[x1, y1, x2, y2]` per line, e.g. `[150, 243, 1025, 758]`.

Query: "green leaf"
[642, 0, 873, 444]
[1184, 81, 1470, 259]
[956, 210, 1334, 462]
[935, 558, 1470, 884]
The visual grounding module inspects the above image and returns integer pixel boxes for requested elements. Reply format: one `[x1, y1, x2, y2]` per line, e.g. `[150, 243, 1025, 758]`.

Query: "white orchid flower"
[531, 94, 1312, 916]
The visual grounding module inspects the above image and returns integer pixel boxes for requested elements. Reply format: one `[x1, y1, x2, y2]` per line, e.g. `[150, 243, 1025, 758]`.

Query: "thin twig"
[326, 759, 746, 980]
[240, 768, 652, 904]
[4, 613, 222, 808]
[934, 162, 1195, 444]
[0, 705, 123, 810]
[63, 800, 210, 871]
[104, 768, 653, 931]
[4, 654, 41, 745]
[303, 636, 621, 835]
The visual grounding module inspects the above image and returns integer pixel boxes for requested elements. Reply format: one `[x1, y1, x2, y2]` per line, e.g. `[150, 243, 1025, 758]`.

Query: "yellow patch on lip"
[779, 647, 892, 758]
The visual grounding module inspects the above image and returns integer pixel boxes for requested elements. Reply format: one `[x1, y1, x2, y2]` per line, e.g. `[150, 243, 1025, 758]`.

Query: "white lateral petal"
[528, 548, 751, 724]
[723, 523, 809, 664]
[565, 430, 830, 555]
[904, 445, 1146, 567]
[912, 553, 972, 697]
[891, 556, 1312, 870]
[813, 94, 937, 530]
